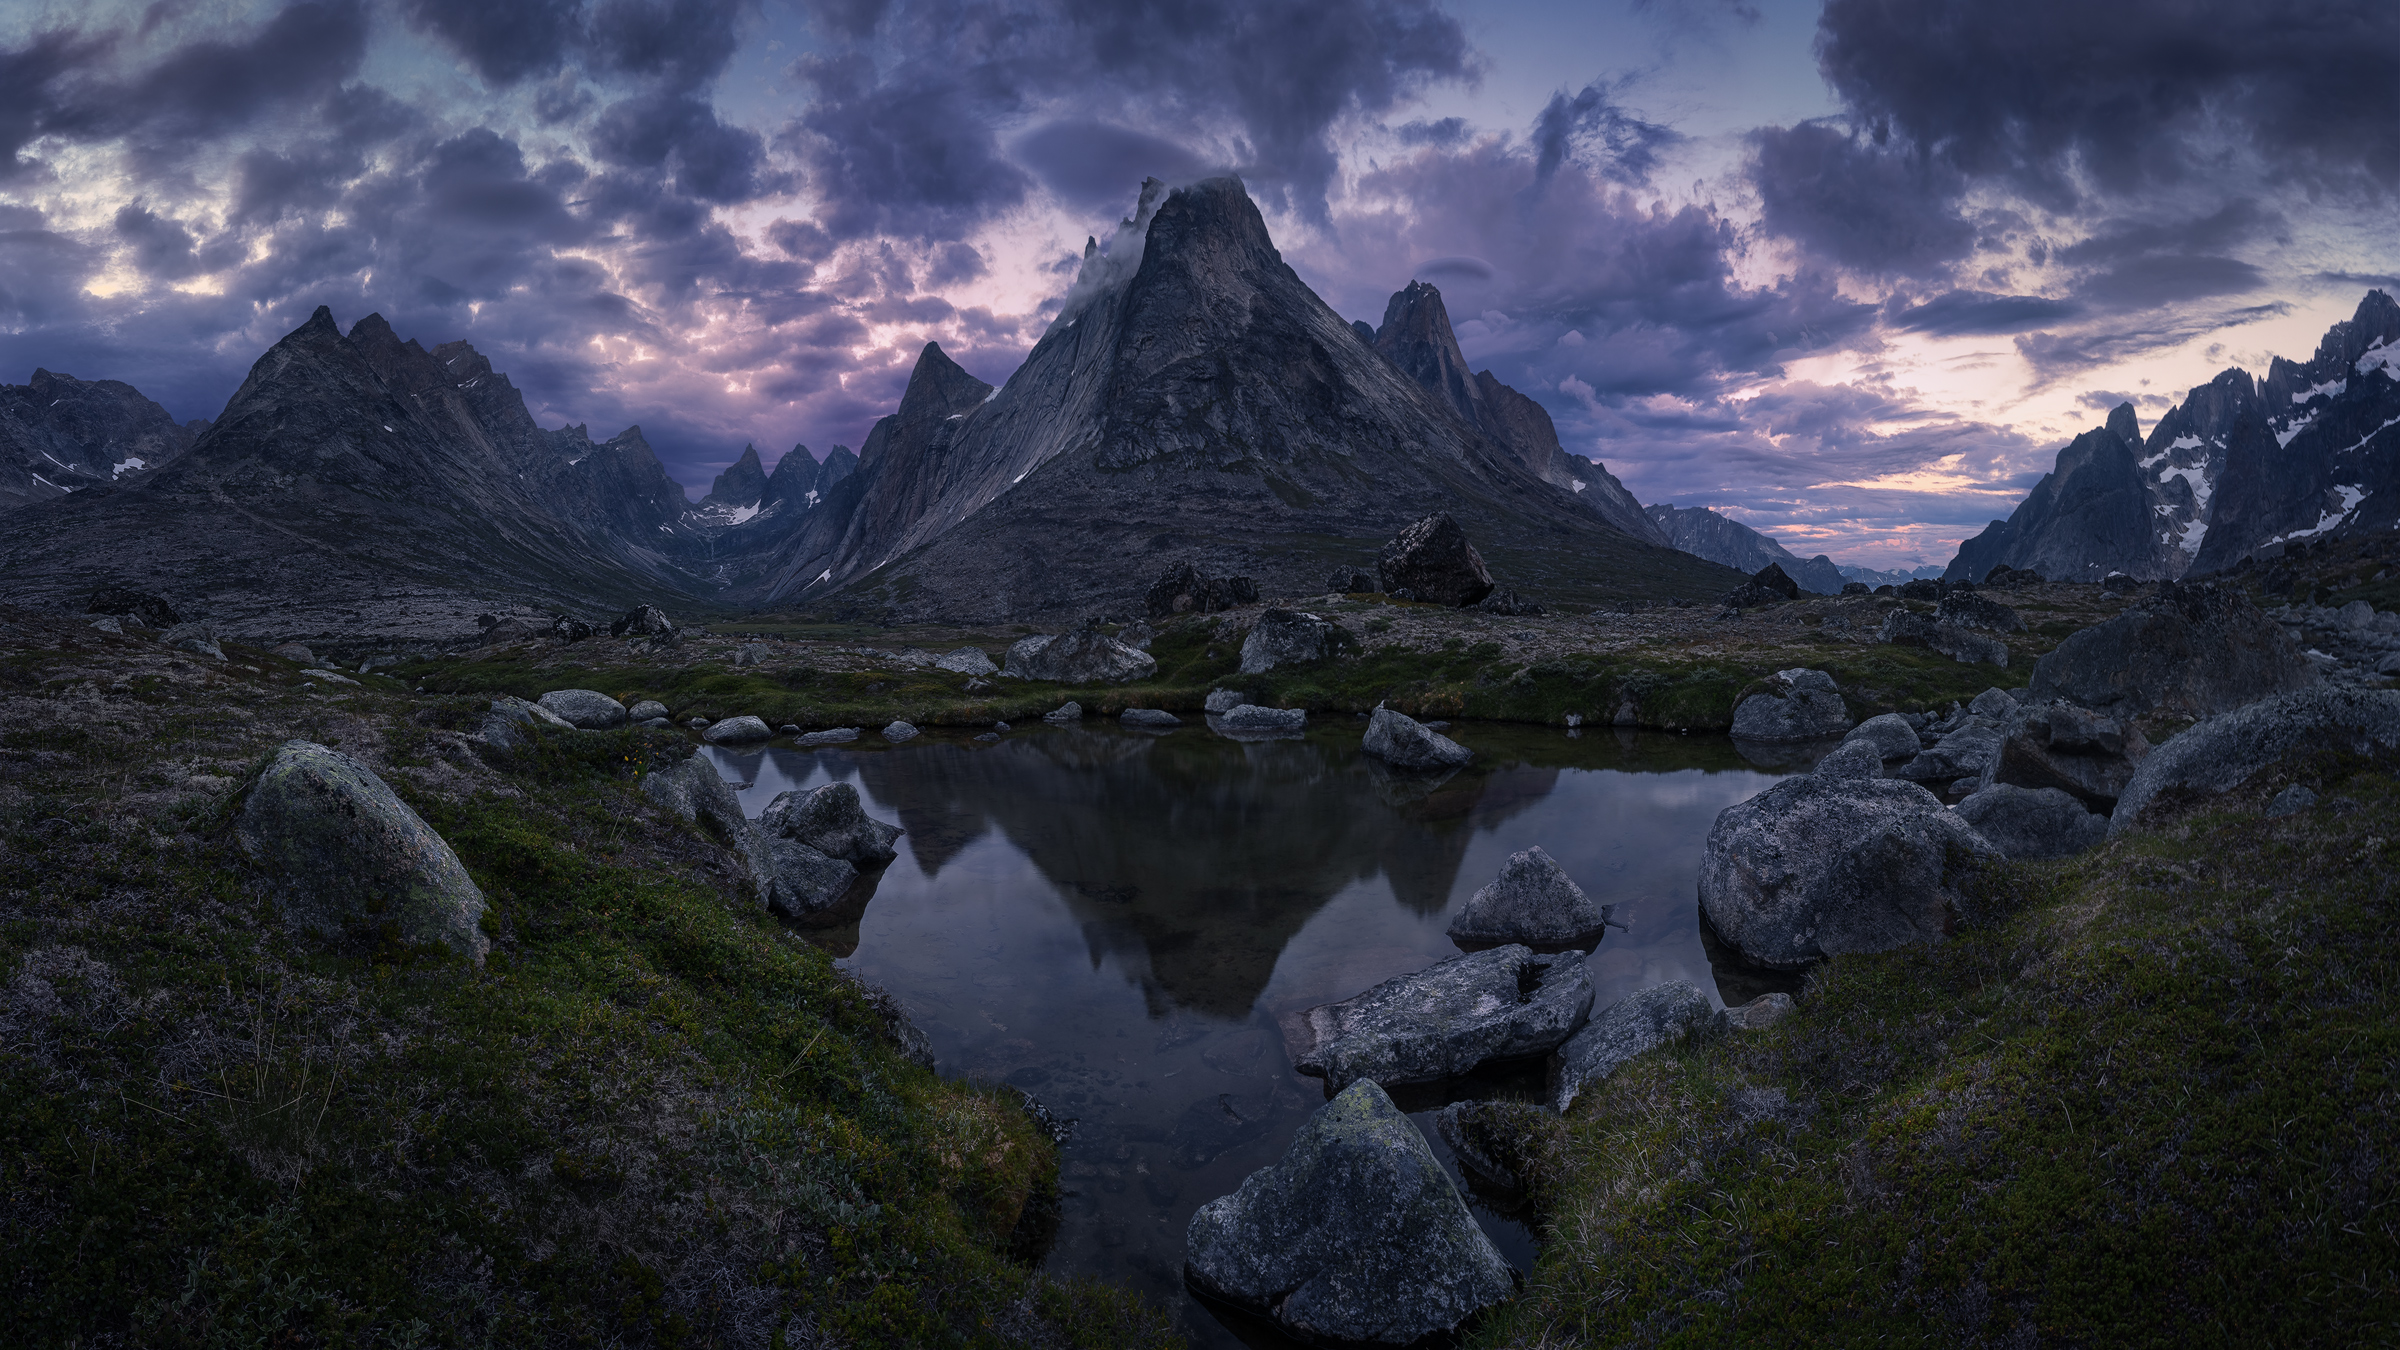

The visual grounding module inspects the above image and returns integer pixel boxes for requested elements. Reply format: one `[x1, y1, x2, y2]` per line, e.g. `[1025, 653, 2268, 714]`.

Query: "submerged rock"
[1362, 706, 1472, 770]
[1699, 775, 2000, 969]
[1287, 945, 1592, 1091]
[1120, 708, 1181, 728]
[1550, 981, 1715, 1113]
[2111, 688, 2400, 834]
[1730, 668, 1852, 742]
[1185, 1079, 1517, 1347]
[236, 740, 489, 962]
[797, 727, 861, 746]
[539, 689, 629, 729]
[1217, 704, 1306, 732]
[1446, 845, 1614, 947]
[1954, 784, 2109, 860]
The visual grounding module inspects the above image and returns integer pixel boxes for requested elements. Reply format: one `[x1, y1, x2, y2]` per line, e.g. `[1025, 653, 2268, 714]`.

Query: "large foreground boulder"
[1362, 706, 1472, 770]
[1699, 776, 2000, 968]
[1287, 945, 1593, 1091]
[1378, 512, 1495, 607]
[1001, 629, 1157, 683]
[1730, 668, 1852, 742]
[2110, 688, 2400, 835]
[1145, 562, 1259, 619]
[236, 741, 489, 961]
[2028, 581, 2318, 718]
[761, 782, 902, 865]
[1185, 1079, 1517, 1347]
[1238, 608, 1346, 674]
[1978, 701, 2150, 808]
[1953, 784, 2109, 860]
[1550, 981, 1715, 1113]
[538, 689, 629, 729]
[1447, 846, 1614, 947]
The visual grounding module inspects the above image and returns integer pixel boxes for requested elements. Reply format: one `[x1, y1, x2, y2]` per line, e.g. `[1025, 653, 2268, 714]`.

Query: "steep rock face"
[704, 445, 768, 508]
[0, 308, 701, 643]
[1370, 280, 1667, 545]
[1949, 292, 2400, 582]
[1647, 504, 1846, 594]
[740, 178, 1736, 619]
[0, 368, 206, 513]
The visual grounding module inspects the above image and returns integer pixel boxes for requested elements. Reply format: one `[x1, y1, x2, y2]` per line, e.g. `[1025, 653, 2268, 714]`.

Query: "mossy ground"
[1474, 751, 2400, 1347]
[0, 609, 1177, 1349]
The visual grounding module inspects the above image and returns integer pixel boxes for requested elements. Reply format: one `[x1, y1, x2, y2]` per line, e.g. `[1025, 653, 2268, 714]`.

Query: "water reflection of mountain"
[849, 729, 1560, 1019]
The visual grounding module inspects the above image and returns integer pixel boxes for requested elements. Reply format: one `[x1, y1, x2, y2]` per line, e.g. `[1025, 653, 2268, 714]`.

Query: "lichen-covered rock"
[1377, 512, 1495, 608]
[1362, 706, 1472, 770]
[1978, 701, 2150, 808]
[1813, 738, 1884, 779]
[934, 646, 997, 676]
[1446, 845, 1613, 947]
[1002, 629, 1157, 683]
[2110, 688, 2400, 835]
[236, 740, 489, 961]
[1239, 608, 1346, 674]
[1217, 704, 1306, 731]
[760, 781, 902, 865]
[1843, 712, 1924, 762]
[641, 754, 775, 898]
[1895, 719, 2007, 784]
[2028, 580, 2317, 718]
[539, 689, 628, 729]
[1287, 945, 1592, 1091]
[1185, 1080, 1517, 1347]
[1954, 784, 2109, 860]
[1699, 776, 2000, 969]
[1549, 981, 1715, 1113]
[702, 715, 771, 744]
[1730, 668, 1852, 742]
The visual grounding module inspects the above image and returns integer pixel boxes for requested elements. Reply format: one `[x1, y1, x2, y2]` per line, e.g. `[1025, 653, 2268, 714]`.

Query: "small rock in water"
[1550, 981, 1716, 1113]
[1043, 701, 1083, 722]
[777, 723, 802, 735]
[1217, 704, 1305, 732]
[992, 720, 1009, 732]
[797, 727, 862, 747]
[882, 720, 919, 742]
[1447, 845, 1614, 947]
[1184, 1079, 1516, 1347]
[1361, 706, 1471, 770]
[2267, 784, 2319, 817]
[1204, 688, 1244, 714]
[1120, 708, 1180, 728]
[760, 782, 902, 865]
[1288, 945, 1592, 1090]
[703, 715, 772, 744]
[974, 732, 1000, 743]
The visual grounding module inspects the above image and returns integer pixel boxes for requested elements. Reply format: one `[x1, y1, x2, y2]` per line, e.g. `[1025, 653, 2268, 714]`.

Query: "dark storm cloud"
[2081, 254, 2265, 308]
[2014, 301, 2291, 385]
[1891, 290, 2082, 336]
[1528, 78, 1680, 195]
[400, 0, 584, 84]
[587, 0, 746, 90]
[1394, 117, 1467, 148]
[593, 92, 779, 203]
[1748, 122, 1973, 275]
[1012, 121, 1215, 211]
[788, 0, 1472, 237]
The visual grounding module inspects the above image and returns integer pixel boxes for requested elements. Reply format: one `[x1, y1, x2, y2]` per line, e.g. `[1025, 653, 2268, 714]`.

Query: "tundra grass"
[0, 706, 1176, 1348]
[1475, 753, 2400, 1348]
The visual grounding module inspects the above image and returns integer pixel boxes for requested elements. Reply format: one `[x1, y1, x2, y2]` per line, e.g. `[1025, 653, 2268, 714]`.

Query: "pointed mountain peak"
[301, 305, 338, 335]
[1376, 279, 1484, 428]
[705, 443, 768, 506]
[894, 342, 993, 423]
[2105, 402, 2140, 446]
[1141, 177, 1278, 277]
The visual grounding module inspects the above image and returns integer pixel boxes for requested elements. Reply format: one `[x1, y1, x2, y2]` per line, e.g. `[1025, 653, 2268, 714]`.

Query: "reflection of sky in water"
[702, 725, 1789, 1350]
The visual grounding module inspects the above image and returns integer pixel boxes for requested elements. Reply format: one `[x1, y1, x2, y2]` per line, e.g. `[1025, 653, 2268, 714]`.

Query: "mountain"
[0, 307, 702, 643]
[1838, 562, 1945, 587]
[736, 177, 1736, 620]
[1644, 504, 1847, 594]
[1, 368, 208, 513]
[1947, 291, 2400, 582]
[1371, 281, 1667, 545]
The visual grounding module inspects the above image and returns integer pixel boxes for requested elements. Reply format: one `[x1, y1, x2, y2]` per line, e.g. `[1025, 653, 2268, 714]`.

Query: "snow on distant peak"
[2360, 339, 2399, 381]
[726, 504, 760, 526]
[2296, 377, 2348, 402]
[110, 456, 146, 479]
[1571, 479, 1587, 493]
[2177, 517, 2208, 556]
[2276, 410, 2317, 447]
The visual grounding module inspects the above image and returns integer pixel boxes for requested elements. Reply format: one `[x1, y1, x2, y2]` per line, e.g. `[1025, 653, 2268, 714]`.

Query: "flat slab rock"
[1286, 944, 1593, 1091]
[1362, 706, 1472, 770]
[1699, 775, 2001, 969]
[539, 688, 628, 729]
[1550, 981, 1715, 1113]
[236, 740, 489, 962]
[1185, 1079, 1516, 1348]
[1216, 704, 1306, 732]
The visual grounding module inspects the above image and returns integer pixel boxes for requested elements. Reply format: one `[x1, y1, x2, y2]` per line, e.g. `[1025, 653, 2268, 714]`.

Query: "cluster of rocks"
[1197, 844, 1777, 1345]
[2266, 599, 2400, 683]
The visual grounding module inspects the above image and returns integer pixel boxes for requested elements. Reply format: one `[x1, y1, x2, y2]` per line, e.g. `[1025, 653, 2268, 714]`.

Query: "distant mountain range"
[1948, 290, 2400, 583]
[0, 177, 1750, 641]
[1643, 505, 1847, 594]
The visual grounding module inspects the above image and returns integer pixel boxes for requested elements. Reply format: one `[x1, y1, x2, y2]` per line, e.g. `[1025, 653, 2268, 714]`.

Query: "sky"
[1, 0, 2393, 568]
